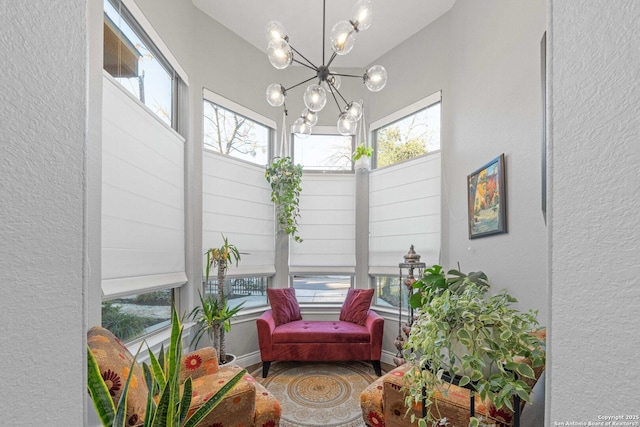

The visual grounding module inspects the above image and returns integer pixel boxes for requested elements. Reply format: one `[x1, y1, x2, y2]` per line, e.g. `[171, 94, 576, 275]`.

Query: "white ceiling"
[192, 0, 456, 69]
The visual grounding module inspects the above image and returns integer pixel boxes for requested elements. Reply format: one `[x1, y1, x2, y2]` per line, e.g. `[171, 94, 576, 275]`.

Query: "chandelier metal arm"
[290, 45, 318, 70]
[322, 0, 326, 65]
[284, 75, 317, 93]
[330, 72, 363, 79]
[292, 59, 317, 72]
[332, 85, 350, 107]
[326, 51, 338, 69]
[329, 85, 343, 111]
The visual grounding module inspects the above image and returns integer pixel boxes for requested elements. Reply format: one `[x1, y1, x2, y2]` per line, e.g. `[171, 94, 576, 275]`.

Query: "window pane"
[205, 276, 268, 309]
[292, 275, 351, 303]
[293, 134, 353, 171]
[375, 102, 441, 168]
[103, 0, 174, 127]
[373, 276, 408, 309]
[203, 101, 270, 165]
[102, 290, 172, 342]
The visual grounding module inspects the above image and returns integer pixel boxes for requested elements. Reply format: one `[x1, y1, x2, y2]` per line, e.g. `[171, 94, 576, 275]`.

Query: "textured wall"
[0, 1, 88, 424]
[548, 0, 640, 420]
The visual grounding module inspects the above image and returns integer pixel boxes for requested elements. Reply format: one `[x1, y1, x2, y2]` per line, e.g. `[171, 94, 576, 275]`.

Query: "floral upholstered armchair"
[87, 326, 281, 427]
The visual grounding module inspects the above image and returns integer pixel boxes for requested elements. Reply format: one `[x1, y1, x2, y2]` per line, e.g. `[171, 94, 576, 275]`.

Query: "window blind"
[369, 152, 441, 276]
[289, 175, 356, 273]
[202, 151, 275, 277]
[102, 74, 186, 297]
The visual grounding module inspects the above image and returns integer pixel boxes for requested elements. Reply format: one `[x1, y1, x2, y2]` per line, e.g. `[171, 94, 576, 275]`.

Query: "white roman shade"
[101, 73, 186, 297]
[289, 175, 356, 273]
[202, 152, 275, 277]
[368, 152, 441, 276]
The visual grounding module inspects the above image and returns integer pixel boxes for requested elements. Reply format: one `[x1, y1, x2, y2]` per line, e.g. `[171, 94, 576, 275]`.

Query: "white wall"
[367, 1, 547, 317]
[0, 1, 91, 424]
[548, 0, 640, 420]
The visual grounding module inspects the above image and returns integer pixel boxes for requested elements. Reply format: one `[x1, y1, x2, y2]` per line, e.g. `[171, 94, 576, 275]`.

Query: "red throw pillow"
[267, 288, 302, 326]
[339, 288, 374, 326]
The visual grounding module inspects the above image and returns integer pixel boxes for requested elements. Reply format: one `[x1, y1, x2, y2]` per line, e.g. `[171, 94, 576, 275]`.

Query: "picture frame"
[467, 153, 507, 239]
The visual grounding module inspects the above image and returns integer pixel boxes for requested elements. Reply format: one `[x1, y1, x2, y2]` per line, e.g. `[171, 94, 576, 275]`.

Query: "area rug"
[253, 361, 378, 427]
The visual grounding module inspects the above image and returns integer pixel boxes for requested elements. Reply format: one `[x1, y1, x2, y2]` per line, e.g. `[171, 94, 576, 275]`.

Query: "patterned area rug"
[253, 361, 378, 427]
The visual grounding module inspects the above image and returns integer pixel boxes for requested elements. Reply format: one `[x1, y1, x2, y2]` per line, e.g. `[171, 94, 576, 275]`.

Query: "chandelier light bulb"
[351, 0, 373, 32]
[303, 84, 327, 112]
[266, 84, 285, 107]
[337, 112, 357, 135]
[330, 20, 356, 55]
[267, 38, 293, 69]
[265, 20, 287, 43]
[364, 65, 387, 92]
[345, 101, 363, 121]
[322, 74, 342, 93]
[292, 117, 312, 139]
[301, 108, 318, 126]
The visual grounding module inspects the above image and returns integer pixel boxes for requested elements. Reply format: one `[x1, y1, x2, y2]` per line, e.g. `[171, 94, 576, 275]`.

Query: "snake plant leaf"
[87, 346, 116, 425]
[179, 377, 193, 426]
[183, 369, 246, 427]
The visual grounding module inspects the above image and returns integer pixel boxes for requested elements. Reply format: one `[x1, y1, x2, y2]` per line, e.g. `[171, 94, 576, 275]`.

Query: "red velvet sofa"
[256, 309, 384, 378]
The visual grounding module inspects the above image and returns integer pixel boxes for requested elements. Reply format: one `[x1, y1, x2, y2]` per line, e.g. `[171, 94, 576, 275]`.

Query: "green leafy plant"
[202, 235, 243, 363]
[88, 307, 246, 427]
[188, 291, 244, 364]
[403, 271, 545, 427]
[409, 265, 490, 309]
[352, 143, 374, 161]
[265, 156, 303, 242]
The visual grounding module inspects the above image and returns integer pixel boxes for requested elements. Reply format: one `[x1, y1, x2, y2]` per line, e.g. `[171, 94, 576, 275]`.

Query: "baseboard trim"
[235, 350, 262, 368]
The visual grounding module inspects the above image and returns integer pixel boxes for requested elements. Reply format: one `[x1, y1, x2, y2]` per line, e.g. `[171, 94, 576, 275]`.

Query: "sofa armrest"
[365, 310, 384, 359]
[180, 347, 219, 383]
[256, 310, 277, 361]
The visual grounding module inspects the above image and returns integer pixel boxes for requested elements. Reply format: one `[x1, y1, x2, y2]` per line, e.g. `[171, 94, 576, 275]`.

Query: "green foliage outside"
[376, 127, 427, 168]
[102, 302, 153, 342]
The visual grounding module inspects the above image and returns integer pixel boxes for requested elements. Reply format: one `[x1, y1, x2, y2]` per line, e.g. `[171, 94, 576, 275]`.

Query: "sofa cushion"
[267, 288, 303, 326]
[273, 320, 370, 343]
[340, 288, 374, 325]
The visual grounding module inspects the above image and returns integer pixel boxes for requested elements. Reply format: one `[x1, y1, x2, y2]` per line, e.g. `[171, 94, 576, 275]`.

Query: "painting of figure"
[467, 154, 507, 239]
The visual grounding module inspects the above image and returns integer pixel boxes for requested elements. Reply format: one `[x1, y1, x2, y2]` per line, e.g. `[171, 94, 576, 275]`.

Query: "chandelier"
[264, 0, 387, 138]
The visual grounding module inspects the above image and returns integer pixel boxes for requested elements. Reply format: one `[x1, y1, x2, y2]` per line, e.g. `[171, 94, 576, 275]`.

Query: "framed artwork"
[467, 154, 507, 239]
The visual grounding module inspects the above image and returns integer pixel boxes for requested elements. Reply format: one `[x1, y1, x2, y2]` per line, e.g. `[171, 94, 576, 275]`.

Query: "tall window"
[293, 131, 354, 172]
[103, 0, 178, 128]
[369, 92, 442, 310]
[373, 100, 441, 168]
[203, 99, 270, 166]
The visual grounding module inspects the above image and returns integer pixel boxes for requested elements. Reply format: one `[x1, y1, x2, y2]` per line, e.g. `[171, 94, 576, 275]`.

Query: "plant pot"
[221, 353, 237, 366]
[354, 156, 371, 171]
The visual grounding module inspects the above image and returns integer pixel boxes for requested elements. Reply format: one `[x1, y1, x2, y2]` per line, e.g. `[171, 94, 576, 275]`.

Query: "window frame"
[203, 88, 275, 166]
[291, 126, 356, 173]
[103, 0, 185, 131]
[370, 91, 442, 170]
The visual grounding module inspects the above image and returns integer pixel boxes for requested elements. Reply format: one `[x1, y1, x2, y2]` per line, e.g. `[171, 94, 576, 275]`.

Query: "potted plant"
[352, 143, 373, 170]
[88, 306, 246, 427]
[265, 156, 303, 242]
[188, 291, 244, 365]
[403, 267, 545, 427]
[193, 235, 244, 364]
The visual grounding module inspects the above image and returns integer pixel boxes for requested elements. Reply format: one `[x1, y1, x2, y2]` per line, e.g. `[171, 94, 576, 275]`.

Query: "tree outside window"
[203, 100, 270, 166]
[375, 102, 441, 168]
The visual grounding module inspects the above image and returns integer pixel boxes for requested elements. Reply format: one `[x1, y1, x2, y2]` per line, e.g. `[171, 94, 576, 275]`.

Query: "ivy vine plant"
[403, 267, 545, 427]
[265, 156, 303, 242]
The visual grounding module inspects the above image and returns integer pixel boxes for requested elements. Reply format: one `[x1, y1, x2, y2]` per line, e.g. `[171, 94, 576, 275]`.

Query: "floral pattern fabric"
[87, 326, 281, 427]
